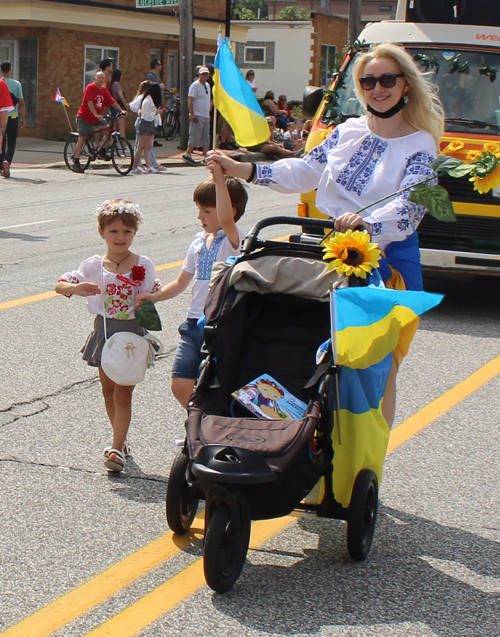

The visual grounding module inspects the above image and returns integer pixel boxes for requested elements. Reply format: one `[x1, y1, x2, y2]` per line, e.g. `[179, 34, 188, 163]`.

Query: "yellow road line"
[0, 519, 205, 637]
[388, 353, 500, 453]
[83, 515, 297, 637]
[2, 350, 500, 637]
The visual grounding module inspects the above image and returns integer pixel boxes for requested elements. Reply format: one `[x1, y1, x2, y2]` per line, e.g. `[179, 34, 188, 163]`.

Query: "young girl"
[55, 199, 161, 472]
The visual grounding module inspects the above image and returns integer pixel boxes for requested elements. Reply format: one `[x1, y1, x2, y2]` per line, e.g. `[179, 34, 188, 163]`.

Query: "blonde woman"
[207, 42, 445, 425]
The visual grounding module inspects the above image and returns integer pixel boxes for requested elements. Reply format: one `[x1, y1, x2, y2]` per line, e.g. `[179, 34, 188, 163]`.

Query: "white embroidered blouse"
[254, 116, 437, 250]
[59, 254, 161, 320]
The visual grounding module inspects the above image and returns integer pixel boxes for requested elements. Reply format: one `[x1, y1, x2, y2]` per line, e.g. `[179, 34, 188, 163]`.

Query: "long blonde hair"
[352, 43, 445, 151]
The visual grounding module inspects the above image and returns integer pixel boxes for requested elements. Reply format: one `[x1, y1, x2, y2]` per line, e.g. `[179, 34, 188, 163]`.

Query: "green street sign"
[136, 0, 179, 7]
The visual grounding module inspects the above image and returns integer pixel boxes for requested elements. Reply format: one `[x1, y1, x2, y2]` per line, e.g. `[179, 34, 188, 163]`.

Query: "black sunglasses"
[359, 73, 405, 91]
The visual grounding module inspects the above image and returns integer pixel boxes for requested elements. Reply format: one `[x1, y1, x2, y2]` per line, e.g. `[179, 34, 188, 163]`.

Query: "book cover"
[231, 374, 307, 420]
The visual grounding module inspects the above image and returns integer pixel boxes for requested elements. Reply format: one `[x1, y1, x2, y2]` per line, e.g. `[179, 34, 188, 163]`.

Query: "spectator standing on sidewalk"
[146, 59, 165, 147]
[182, 66, 211, 166]
[0, 61, 24, 179]
[146, 60, 166, 92]
[99, 58, 114, 90]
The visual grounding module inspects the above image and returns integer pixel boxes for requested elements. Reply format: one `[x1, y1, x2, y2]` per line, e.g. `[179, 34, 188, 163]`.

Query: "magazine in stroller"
[165, 216, 392, 593]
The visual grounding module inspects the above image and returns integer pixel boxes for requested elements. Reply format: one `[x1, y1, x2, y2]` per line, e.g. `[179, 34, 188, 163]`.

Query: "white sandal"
[104, 448, 125, 472]
[104, 440, 131, 458]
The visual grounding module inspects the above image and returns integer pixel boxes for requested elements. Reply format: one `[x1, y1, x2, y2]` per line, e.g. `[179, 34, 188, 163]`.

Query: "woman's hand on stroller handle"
[334, 213, 369, 234]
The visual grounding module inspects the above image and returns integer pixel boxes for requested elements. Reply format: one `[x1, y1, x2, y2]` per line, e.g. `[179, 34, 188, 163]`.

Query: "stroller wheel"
[347, 469, 378, 561]
[204, 501, 250, 593]
[166, 449, 199, 534]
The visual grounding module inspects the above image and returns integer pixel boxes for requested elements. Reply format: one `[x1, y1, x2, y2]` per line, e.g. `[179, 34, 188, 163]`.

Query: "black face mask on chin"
[367, 96, 406, 119]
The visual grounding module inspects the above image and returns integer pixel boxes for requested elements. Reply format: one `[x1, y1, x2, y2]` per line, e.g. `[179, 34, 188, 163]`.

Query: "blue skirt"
[377, 232, 423, 291]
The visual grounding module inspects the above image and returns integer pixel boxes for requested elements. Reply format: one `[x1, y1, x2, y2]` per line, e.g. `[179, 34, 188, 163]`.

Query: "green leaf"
[430, 156, 462, 172]
[447, 163, 475, 177]
[408, 184, 456, 222]
[135, 300, 162, 331]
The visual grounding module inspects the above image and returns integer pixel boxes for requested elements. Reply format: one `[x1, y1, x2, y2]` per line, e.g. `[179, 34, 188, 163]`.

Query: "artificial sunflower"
[323, 229, 382, 278]
[483, 141, 500, 156]
[445, 140, 465, 153]
[466, 149, 482, 162]
[469, 150, 500, 194]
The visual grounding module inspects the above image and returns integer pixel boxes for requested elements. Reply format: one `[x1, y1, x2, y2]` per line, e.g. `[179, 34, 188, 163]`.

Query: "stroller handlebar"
[242, 216, 337, 255]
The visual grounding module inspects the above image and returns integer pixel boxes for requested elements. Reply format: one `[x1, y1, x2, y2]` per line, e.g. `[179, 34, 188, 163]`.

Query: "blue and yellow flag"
[332, 286, 444, 369]
[213, 37, 269, 148]
[321, 286, 443, 506]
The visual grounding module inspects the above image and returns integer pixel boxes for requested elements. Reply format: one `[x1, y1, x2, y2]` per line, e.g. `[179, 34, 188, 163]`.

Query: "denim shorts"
[171, 318, 205, 379]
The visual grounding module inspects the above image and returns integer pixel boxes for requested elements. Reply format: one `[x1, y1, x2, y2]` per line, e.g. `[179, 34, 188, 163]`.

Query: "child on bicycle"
[55, 199, 161, 472]
[135, 164, 248, 408]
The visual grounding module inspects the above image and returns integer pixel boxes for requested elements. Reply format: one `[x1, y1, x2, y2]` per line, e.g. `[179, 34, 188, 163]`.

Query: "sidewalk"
[12, 136, 258, 169]
[12, 136, 190, 168]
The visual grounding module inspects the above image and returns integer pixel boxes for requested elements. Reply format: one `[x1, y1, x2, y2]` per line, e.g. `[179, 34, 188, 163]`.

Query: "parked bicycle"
[64, 113, 134, 176]
[161, 91, 181, 141]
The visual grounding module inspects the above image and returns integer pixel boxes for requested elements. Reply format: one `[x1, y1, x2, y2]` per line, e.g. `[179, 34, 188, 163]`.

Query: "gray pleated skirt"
[81, 315, 148, 367]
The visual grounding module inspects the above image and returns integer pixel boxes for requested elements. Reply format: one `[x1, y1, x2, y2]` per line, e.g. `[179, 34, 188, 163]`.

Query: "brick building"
[0, 0, 248, 139]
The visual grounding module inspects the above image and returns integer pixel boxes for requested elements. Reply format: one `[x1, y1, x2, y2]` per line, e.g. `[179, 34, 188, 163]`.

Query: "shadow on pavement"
[212, 505, 499, 637]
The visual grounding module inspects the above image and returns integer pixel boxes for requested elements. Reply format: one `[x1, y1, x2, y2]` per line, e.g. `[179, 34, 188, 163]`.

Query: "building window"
[84, 46, 119, 88]
[192, 53, 215, 77]
[150, 48, 161, 63]
[244, 47, 265, 63]
[235, 42, 275, 70]
[19, 38, 38, 126]
[320, 44, 337, 88]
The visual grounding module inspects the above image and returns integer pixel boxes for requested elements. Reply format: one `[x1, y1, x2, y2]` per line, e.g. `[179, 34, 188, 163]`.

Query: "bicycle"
[161, 92, 181, 141]
[64, 114, 134, 176]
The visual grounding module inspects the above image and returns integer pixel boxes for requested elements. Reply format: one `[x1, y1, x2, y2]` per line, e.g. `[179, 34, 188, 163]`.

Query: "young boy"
[136, 163, 248, 408]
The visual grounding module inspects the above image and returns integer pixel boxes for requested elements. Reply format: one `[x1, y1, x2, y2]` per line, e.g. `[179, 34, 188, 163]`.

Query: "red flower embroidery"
[131, 266, 146, 282]
[106, 283, 117, 295]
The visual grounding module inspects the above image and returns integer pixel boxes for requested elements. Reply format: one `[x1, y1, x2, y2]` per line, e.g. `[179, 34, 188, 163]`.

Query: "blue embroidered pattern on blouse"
[394, 151, 436, 233]
[304, 128, 340, 167]
[336, 135, 388, 195]
[364, 151, 436, 236]
[196, 234, 226, 281]
[255, 164, 274, 186]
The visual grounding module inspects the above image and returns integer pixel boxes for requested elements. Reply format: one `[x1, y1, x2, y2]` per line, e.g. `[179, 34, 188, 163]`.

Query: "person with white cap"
[182, 66, 212, 166]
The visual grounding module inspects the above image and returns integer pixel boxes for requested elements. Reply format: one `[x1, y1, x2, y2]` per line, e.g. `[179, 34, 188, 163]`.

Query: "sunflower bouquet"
[322, 140, 500, 278]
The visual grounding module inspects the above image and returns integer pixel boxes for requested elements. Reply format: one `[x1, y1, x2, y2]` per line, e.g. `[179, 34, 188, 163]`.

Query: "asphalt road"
[0, 166, 499, 637]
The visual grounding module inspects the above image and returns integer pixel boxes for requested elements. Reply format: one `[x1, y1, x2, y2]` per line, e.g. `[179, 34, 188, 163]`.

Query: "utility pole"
[348, 0, 361, 46]
[179, 0, 193, 150]
[225, 0, 231, 38]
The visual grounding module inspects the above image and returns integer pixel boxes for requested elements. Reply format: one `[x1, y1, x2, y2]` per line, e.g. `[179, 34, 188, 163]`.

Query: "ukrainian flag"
[325, 286, 443, 506]
[213, 37, 269, 148]
[333, 286, 444, 369]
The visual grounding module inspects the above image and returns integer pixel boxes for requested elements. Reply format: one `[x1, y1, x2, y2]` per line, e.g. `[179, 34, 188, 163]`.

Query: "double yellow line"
[2, 353, 500, 637]
[3, 254, 500, 636]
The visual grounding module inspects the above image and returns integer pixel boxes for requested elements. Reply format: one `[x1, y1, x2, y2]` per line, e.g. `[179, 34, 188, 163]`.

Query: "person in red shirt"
[73, 71, 125, 172]
[0, 78, 14, 176]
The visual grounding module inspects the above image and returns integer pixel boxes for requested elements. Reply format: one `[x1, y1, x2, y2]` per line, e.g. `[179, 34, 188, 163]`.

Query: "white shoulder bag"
[100, 259, 164, 386]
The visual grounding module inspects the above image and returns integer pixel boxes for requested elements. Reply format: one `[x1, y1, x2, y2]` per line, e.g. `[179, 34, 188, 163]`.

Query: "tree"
[277, 5, 311, 19]
[233, 0, 269, 19]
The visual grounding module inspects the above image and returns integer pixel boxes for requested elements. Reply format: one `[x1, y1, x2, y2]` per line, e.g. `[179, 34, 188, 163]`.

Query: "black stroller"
[166, 217, 381, 593]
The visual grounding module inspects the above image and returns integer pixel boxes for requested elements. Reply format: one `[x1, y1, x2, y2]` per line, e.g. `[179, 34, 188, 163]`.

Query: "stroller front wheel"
[166, 449, 199, 534]
[204, 501, 250, 593]
[347, 469, 378, 561]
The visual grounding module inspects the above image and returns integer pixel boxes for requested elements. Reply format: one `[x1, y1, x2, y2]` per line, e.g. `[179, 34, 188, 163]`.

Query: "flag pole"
[58, 88, 73, 132]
